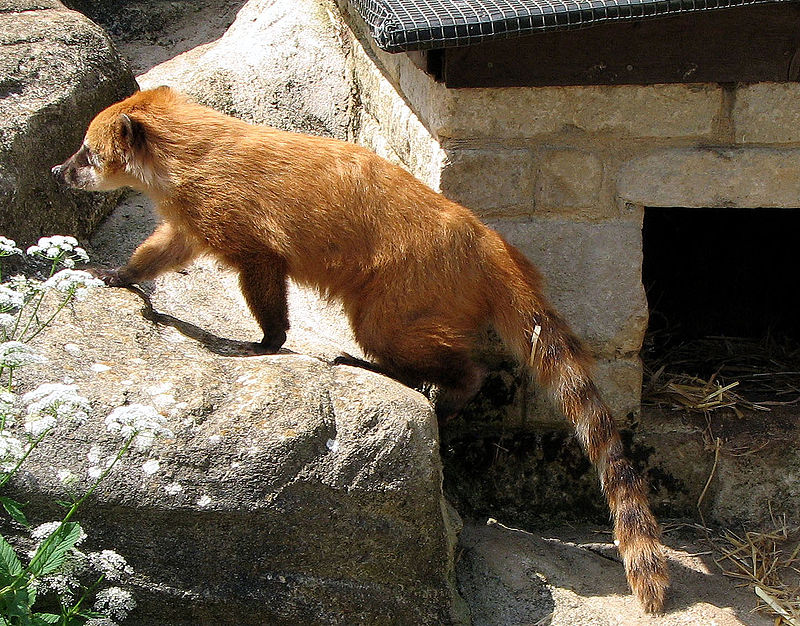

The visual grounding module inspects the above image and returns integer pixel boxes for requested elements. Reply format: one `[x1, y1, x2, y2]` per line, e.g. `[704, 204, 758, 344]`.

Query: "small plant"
[0, 236, 172, 625]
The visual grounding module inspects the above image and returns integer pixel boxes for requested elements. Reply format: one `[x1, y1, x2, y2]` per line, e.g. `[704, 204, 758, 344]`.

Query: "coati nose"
[51, 164, 65, 179]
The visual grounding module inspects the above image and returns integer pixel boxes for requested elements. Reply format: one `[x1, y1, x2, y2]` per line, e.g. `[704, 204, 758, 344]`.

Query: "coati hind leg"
[360, 318, 487, 420]
[334, 348, 485, 420]
[236, 252, 290, 353]
[425, 356, 487, 421]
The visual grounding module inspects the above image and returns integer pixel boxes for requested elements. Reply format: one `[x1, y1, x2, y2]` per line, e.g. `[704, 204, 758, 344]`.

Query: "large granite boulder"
[136, 0, 354, 139]
[10, 285, 465, 624]
[0, 0, 137, 246]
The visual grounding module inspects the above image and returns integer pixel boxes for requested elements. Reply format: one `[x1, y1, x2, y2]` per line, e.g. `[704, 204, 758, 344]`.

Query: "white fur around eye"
[85, 145, 102, 168]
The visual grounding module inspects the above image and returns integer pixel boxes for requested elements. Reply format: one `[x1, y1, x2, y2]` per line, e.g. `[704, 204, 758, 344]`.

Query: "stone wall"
[338, 2, 800, 425]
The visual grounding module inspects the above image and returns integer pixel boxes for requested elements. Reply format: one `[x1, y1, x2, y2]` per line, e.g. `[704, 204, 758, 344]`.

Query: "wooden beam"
[435, 4, 800, 87]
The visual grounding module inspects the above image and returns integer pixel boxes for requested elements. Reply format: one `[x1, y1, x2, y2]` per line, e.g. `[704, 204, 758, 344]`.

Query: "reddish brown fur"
[53, 87, 668, 611]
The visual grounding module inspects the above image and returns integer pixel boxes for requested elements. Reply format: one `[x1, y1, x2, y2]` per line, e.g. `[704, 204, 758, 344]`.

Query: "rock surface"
[12, 286, 464, 625]
[0, 0, 137, 245]
[61, 0, 246, 76]
[7, 1, 793, 622]
[135, 0, 354, 139]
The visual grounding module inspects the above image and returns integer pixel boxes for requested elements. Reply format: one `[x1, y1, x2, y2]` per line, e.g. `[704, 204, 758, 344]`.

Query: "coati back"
[52, 87, 669, 612]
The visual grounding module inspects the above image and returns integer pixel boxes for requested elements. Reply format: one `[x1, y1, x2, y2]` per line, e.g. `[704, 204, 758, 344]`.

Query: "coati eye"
[78, 143, 102, 168]
[74, 145, 91, 168]
[87, 149, 102, 168]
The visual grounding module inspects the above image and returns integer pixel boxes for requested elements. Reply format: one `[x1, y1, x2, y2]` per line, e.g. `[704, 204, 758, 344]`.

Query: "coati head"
[51, 86, 177, 194]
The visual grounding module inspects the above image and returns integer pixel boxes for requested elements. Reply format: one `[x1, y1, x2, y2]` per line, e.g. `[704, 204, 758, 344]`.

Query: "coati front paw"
[254, 330, 287, 354]
[88, 267, 132, 287]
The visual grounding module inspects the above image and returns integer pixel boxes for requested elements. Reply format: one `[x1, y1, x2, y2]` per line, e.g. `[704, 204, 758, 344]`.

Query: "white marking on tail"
[528, 324, 542, 367]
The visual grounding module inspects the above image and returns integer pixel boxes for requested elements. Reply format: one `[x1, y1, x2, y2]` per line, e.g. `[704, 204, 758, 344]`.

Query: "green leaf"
[54, 501, 72, 510]
[30, 614, 59, 626]
[28, 522, 81, 577]
[0, 496, 29, 528]
[3, 585, 35, 619]
[0, 533, 23, 582]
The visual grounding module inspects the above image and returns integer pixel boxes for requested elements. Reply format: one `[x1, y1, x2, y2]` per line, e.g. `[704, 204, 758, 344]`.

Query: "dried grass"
[714, 514, 800, 625]
[644, 367, 770, 415]
[644, 329, 800, 622]
[642, 333, 800, 415]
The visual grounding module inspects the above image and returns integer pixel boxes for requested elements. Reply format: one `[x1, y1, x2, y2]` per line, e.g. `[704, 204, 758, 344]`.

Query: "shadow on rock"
[124, 283, 296, 358]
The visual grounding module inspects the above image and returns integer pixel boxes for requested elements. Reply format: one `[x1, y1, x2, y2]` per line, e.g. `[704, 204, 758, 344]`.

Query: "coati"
[52, 86, 669, 612]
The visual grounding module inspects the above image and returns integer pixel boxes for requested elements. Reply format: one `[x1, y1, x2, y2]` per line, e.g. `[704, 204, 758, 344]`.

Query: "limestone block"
[593, 357, 643, 418]
[636, 409, 800, 526]
[437, 84, 721, 141]
[12, 288, 465, 625]
[0, 1, 137, 245]
[488, 216, 648, 358]
[534, 150, 605, 212]
[733, 83, 800, 145]
[439, 148, 535, 215]
[711, 436, 800, 527]
[351, 36, 444, 187]
[341, 10, 721, 143]
[617, 147, 800, 208]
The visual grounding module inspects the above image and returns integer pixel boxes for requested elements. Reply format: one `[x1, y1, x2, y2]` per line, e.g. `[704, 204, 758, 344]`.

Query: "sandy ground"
[459, 518, 774, 626]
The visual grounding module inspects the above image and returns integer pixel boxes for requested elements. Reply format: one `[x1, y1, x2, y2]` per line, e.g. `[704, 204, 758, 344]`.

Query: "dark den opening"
[642, 207, 800, 386]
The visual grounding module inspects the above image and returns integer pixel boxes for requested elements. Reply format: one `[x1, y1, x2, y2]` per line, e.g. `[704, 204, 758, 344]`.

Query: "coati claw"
[255, 330, 286, 354]
[88, 267, 130, 287]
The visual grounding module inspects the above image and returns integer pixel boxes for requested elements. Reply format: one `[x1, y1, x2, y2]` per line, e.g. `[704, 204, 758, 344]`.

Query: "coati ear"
[118, 113, 147, 153]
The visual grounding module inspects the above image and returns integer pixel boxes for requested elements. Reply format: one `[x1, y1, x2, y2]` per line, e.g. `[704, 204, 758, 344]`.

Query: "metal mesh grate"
[346, 0, 797, 51]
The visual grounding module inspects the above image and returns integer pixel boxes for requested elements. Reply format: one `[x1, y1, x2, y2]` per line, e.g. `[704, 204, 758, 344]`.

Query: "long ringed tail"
[488, 236, 669, 613]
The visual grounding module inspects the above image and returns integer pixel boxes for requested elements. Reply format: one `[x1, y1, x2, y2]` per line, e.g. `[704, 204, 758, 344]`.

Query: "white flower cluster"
[0, 429, 25, 472]
[27, 527, 135, 616]
[93, 586, 136, 621]
[0, 284, 23, 312]
[44, 269, 104, 301]
[0, 236, 21, 257]
[33, 571, 81, 603]
[163, 482, 183, 495]
[30, 520, 87, 545]
[22, 383, 90, 436]
[0, 313, 15, 336]
[105, 404, 174, 450]
[0, 341, 47, 369]
[141, 459, 160, 475]
[28, 523, 89, 602]
[88, 550, 133, 582]
[28, 524, 86, 596]
[56, 468, 77, 486]
[0, 390, 15, 421]
[26, 235, 89, 268]
[5, 274, 43, 298]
